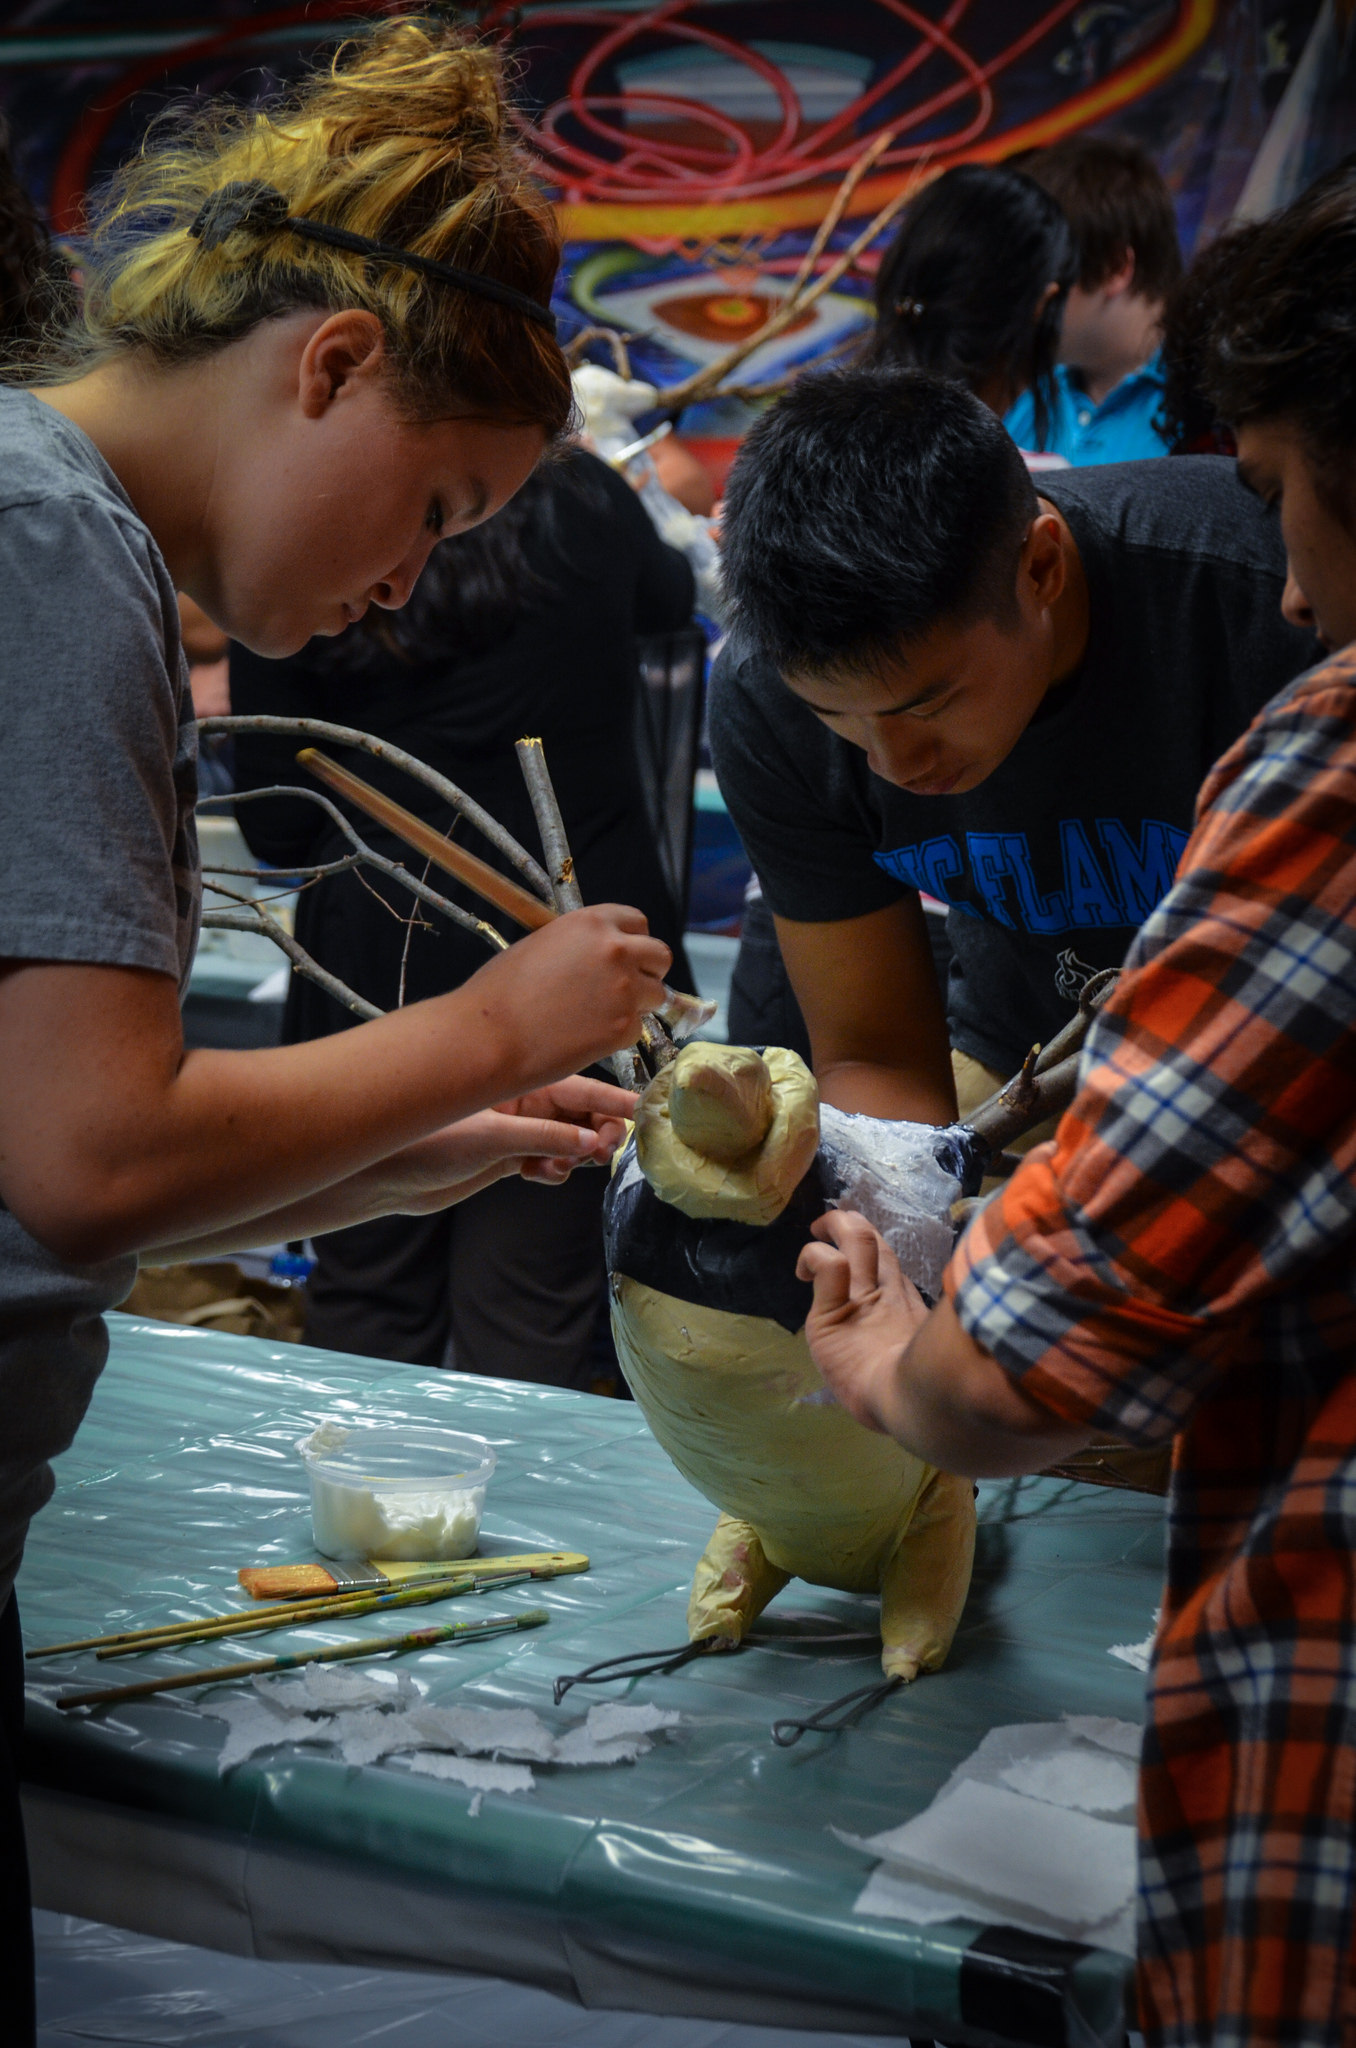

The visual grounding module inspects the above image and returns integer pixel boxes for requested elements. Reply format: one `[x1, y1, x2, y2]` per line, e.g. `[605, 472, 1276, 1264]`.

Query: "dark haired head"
[721, 366, 1038, 683]
[0, 116, 72, 359]
[1156, 221, 1264, 454]
[1199, 160, 1356, 525]
[864, 164, 1076, 451]
[1023, 135, 1182, 304]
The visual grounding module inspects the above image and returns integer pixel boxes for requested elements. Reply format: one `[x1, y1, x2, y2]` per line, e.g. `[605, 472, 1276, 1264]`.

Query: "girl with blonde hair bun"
[0, 24, 669, 2035]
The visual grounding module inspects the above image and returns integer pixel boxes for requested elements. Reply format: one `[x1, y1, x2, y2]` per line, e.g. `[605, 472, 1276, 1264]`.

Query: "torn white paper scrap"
[870, 1778, 1136, 1930]
[853, 1861, 1138, 1961]
[582, 1702, 679, 1743]
[554, 1701, 682, 1767]
[207, 1698, 336, 1774]
[999, 1747, 1137, 1816]
[254, 1666, 418, 1716]
[1063, 1714, 1142, 1760]
[1109, 1633, 1153, 1671]
[405, 1703, 558, 1762]
[403, 1754, 535, 1796]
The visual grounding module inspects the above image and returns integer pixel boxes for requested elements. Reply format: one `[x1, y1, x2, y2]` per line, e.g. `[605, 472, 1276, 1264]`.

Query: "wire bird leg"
[770, 1675, 903, 1749]
[552, 1638, 726, 1706]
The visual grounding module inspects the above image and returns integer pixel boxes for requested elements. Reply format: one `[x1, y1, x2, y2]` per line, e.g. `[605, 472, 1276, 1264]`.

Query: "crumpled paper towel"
[202, 1679, 680, 1796]
[842, 1716, 1141, 1957]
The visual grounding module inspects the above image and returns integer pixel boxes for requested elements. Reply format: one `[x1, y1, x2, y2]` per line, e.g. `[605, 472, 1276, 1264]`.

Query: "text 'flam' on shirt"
[874, 819, 1192, 934]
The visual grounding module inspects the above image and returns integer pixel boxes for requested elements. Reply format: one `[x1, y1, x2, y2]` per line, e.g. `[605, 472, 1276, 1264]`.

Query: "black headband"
[188, 180, 556, 330]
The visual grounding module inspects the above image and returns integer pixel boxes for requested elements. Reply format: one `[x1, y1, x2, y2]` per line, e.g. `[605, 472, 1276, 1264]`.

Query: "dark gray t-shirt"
[709, 457, 1320, 1075]
[0, 388, 199, 1607]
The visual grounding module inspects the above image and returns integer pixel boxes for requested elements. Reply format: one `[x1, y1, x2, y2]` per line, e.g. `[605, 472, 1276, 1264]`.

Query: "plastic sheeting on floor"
[34, 1911, 903, 2048]
[20, 1318, 1164, 2048]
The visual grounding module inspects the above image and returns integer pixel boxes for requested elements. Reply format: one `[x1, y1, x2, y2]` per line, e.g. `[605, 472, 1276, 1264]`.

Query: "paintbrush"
[237, 1548, 588, 1601]
[91, 1571, 534, 1660]
[56, 1607, 549, 1711]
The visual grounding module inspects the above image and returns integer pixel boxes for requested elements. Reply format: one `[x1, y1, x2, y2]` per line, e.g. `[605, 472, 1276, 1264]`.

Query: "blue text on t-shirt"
[873, 818, 1191, 932]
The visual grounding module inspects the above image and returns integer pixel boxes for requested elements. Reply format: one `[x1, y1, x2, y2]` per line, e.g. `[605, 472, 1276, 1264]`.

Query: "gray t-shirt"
[0, 388, 199, 1608]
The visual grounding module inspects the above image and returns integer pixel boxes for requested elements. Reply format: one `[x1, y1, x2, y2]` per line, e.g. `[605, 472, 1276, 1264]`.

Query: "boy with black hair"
[710, 366, 1317, 1128]
[796, 167, 1356, 2048]
[1005, 134, 1181, 463]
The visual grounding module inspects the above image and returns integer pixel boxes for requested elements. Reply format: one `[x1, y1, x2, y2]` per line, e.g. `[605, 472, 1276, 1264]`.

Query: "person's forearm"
[142, 1155, 514, 1262]
[817, 1058, 958, 1125]
[874, 1299, 1092, 1477]
[0, 966, 602, 1265]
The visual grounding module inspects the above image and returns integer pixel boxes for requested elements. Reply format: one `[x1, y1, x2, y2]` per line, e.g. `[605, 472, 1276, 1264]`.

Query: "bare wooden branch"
[783, 125, 903, 302]
[199, 786, 508, 952]
[564, 325, 633, 379]
[516, 735, 656, 1089]
[516, 735, 584, 913]
[659, 175, 921, 416]
[964, 972, 1121, 1158]
[200, 894, 381, 1022]
[200, 716, 552, 900]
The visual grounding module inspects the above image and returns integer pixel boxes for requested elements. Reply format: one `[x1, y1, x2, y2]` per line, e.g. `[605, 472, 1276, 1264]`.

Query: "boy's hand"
[796, 1210, 929, 1435]
[368, 1073, 637, 1212]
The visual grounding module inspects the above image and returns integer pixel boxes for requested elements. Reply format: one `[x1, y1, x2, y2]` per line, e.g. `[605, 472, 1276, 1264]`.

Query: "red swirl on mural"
[485, 0, 1086, 205]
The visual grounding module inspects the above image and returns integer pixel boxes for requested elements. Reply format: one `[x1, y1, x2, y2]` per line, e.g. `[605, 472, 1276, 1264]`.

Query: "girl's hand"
[468, 904, 671, 1084]
[795, 1210, 929, 1435]
[371, 1075, 637, 1212]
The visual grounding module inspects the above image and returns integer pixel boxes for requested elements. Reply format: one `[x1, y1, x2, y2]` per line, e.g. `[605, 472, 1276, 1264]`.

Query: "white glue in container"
[297, 1421, 497, 1561]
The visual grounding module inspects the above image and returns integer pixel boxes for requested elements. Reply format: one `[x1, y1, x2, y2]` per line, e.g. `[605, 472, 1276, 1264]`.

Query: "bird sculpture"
[603, 1041, 984, 1682]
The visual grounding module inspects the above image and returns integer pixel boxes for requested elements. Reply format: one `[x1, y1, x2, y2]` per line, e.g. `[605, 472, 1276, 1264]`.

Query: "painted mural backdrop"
[1, 3, 1352, 449]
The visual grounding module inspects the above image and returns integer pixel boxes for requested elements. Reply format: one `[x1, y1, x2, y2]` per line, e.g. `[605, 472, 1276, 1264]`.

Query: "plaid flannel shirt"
[949, 646, 1356, 2048]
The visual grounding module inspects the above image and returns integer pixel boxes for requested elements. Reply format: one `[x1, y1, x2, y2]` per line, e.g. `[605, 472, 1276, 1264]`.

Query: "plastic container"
[297, 1421, 497, 1562]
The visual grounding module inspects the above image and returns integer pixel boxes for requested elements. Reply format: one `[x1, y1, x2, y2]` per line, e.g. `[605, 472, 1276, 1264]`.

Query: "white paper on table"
[999, 1746, 1137, 1814]
[867, 1778, 1136, 1929]
[854, 1860, 1138, 1960]
[842, 1717, 1141, 1954]
[402, 1754, 535, 1796]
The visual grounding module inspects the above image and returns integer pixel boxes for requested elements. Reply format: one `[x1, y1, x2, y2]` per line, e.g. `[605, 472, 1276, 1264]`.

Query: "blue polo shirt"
[1005, 351, 1169, 465]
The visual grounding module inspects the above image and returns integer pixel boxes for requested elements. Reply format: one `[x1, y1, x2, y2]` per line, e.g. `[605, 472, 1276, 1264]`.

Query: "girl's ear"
[297, 310, 387, 417]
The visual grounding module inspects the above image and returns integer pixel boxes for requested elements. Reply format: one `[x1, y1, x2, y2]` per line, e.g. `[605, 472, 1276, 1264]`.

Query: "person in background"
[1005, 134, 1181, 464]
[726, 166, 1078, 1056]
[231, 449, 694, 1387]
[1156, 218, 1266, 457]
[861, 160, 1077, 457]
[797, 166, 1356, 2048]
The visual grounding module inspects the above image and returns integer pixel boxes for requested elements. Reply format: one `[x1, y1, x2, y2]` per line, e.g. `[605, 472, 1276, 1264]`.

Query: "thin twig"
[659, 176, 923, 415]
[564, 324, 633, 379]
[516, 736, 667, 1087]
[398, 856, 434, 1009]
[784, 125, 901, 302]
[200, 717, 551, 900]
[200, 786, 508, 953]
[201, 900, 381, 1022]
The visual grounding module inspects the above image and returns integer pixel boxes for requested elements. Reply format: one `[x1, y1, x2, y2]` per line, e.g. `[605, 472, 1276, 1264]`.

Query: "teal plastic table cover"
[18, 1317, 1164, 2048]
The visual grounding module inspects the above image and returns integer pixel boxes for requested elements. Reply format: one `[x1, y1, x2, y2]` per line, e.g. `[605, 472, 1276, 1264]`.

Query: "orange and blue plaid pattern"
[949, 646, 1356, 2048]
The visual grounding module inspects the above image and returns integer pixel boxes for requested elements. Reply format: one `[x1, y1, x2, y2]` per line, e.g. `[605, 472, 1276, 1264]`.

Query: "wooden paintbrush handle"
[298, 749, 555, 932]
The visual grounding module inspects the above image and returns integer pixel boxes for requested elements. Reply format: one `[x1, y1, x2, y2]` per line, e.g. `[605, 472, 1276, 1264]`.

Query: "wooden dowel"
[298, 750, 554, 931]
[57, 1609, 549, 1711]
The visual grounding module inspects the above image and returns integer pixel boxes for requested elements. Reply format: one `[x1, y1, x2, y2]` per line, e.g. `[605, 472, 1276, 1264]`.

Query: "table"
[20, 1318, 1163, 2047]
